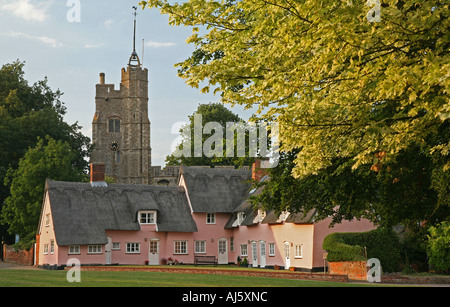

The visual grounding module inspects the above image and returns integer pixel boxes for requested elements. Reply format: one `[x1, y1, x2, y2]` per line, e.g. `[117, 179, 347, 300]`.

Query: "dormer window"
[278, 211, 290, 222]
[139, 211, 156, 225]
[237, 212, 246, 225]
[258, 209, 266, 222]
[206, 213, 216, 224]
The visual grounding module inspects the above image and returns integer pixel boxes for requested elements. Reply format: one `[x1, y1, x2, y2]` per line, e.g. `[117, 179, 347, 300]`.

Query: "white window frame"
[206, 213, 216, 224]
[126, 243, 140, 254]
[139, 211, 157, 225]
[295, 244, 303, 259]
[194, 240, 206, 254]
[45, 214, 50, 227]
[112, 242, 120, 250]
[43, 244, 49, 255]
[240, 244, 248, 257]
[174, 241, 188, 255]
[88, 245, 102, 254]
[68, 245, 80, 255]
[269, 243, 275, 256]
[230, 237, 234, 252]
[50, 240, 55, 254]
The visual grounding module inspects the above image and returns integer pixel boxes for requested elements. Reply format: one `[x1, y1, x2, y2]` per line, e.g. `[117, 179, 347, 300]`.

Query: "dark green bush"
[322, 233, 366, 262]
[323, 228, 402, 272]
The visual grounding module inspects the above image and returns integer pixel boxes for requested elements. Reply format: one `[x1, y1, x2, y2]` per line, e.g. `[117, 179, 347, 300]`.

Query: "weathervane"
[129, 6, 141, 67]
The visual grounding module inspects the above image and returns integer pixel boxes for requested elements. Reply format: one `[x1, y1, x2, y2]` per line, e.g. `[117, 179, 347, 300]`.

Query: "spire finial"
[129, 6, 141, 67]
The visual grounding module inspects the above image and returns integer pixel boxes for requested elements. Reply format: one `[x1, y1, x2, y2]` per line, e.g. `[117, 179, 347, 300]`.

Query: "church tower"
[91, 8, 152, 184]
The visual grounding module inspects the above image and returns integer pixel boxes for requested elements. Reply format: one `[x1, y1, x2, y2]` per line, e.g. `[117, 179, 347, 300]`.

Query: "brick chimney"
[90, 162, 107, 187]
[252, 159, 269, 182]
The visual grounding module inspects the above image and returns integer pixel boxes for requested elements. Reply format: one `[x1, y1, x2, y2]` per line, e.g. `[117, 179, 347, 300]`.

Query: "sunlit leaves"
[141, 0, 449, 176]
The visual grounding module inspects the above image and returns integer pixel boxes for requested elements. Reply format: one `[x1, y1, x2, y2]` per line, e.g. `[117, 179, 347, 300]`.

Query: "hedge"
[323, 228, 402, 272]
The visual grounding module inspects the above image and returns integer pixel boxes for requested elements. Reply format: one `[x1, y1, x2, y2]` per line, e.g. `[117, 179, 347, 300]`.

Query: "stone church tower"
[91, 12, 152, 184]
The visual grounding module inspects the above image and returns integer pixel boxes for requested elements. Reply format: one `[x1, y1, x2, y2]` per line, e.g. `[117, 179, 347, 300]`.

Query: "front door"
[284, 242, 290, 270]
[218, 239, 228, 264]
[105, 237, 112, 265]
[259, 241, 266, 268]
[149, 240, 159, 265]
[251, 241, 258, 267]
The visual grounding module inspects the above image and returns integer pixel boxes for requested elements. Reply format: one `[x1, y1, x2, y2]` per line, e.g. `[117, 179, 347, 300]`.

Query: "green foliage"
[141, 0, 449, 178]
[0, 60, 91, 247]
[322, 232, 366, 262]
[166, 102, 255, 167]
[252, 144, 449, 230]
[323, 228, 402, 272]
[427, 221, 450, 272]
[1, 137, 86, 249]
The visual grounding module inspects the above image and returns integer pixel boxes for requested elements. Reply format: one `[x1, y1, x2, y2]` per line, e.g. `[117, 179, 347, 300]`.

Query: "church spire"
[129, 6, 141, 67]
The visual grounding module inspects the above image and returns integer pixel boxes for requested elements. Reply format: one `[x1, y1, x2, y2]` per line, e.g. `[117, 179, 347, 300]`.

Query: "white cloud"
[0, 0, 51, 22]
[146, 40, 177, 48]
[84, 43, 104, 49]
[5, 31, 62, 48]
[104, 19, 114, 29]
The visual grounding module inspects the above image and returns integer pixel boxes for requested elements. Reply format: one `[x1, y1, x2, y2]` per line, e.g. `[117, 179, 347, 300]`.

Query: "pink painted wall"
[37, 192, 59, 266]
[232, 223, 284, 268]
[192, 213, 234, 261]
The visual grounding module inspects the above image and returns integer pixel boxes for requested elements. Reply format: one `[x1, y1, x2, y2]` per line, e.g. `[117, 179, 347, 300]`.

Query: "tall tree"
[0, 61, 91, 245]
[140, 0, 449, 177]
[141, 0, 449, 230]
[166, 102, 255, 167]
[1, 137, 86, 248]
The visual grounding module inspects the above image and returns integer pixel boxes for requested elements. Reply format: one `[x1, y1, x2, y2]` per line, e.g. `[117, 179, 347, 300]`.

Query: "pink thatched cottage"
[36, 162, 375, 270]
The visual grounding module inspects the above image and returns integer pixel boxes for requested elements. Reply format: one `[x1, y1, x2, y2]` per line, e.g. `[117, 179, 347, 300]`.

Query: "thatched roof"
[181, 166, 252, 213]
[45, 180, 197, 246]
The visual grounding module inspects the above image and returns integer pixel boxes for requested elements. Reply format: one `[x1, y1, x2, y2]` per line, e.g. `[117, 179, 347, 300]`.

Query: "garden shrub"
[427, 221, 450, 272]
[323, 228, 402, 272]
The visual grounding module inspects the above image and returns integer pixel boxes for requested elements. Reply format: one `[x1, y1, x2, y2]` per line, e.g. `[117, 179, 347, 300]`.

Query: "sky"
[0, 0, 255, 167]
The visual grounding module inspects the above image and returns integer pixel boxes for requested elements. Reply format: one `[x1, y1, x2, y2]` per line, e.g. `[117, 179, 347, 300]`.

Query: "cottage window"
[269, 243, 275, 256]
[206, 213, 216, 224]
[45, 214, 50, 226]
[126, 243, 140, 254]
[194, 240, 206, 254]
[230, 237, 234, 252]
[69, 245, 80, 255]
[43, 244, 49, 254]
[88, 245, 102, 254]
[174, 240, 187, 254]
[50, 240, 55, 254]
[139, 211, 156, 225]
[112, 242, 120, 250]
[295, 244, 303, 259]
[240, 244, 248, 257]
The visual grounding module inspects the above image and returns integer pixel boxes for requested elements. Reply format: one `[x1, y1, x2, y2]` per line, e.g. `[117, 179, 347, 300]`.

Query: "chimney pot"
[99, 73, 105, 85]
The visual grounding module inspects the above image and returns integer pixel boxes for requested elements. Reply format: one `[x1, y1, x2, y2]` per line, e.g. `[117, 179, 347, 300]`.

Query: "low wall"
[328, 261, 367, 281]
[3, 245, 34, 266]
[72, 266, 349, 283]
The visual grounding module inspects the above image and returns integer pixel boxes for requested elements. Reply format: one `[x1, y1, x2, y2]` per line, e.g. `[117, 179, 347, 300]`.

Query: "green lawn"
[0, 268, 389, 287]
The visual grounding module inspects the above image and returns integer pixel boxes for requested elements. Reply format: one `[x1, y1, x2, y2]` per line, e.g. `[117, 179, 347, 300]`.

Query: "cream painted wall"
[270, 223, 315, 269]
